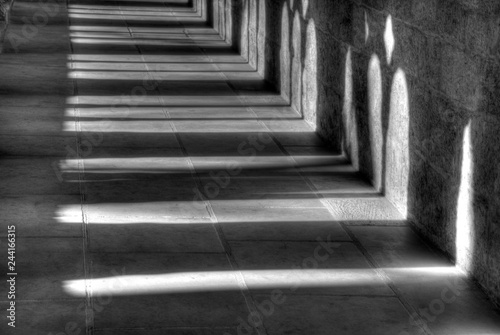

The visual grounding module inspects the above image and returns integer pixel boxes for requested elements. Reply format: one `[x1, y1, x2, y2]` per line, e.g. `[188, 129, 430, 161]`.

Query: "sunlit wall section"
[280, 3, 291, 102]
[383, 15, 394, 65]
[368, 54, 383, 191]
[302, 19, 317, 129]
[248, 0, 258, 68]
[256, 0, 266, 77]
[239, 0, 249, 60]
[386, 69, 409, 217]
[224, 0, 233, 44]
[219, 0, 226, 40]
[456, 121, 474, 273]
[342, 47, 359, 170]
[291, 11, 302, 114]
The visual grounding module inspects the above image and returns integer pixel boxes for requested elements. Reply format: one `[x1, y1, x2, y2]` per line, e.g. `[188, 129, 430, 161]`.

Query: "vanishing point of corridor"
[1, 0, 500, 334]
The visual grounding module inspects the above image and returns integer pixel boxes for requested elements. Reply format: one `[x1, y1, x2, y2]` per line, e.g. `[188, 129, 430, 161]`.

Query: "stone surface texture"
[0, 0, 499, 334]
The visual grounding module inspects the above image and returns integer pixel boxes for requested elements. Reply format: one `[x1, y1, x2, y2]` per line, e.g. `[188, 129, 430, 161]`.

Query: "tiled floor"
[1, 0, 500, 334]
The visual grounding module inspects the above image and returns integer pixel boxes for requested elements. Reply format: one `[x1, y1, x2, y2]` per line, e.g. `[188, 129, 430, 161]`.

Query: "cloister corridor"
[0, 0, 500, 334]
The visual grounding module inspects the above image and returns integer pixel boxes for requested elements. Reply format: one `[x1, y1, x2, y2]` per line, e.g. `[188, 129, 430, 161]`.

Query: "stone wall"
[336, 0, 500, 308]
[214, 0, 500, 307]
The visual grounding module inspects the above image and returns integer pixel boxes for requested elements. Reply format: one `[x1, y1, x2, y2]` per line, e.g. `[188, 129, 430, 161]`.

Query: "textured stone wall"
[217, 0, 500, 306]
[337, 0, 500, 307]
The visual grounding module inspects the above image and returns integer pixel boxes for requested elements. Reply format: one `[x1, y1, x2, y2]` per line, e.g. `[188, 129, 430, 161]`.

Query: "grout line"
[153, 17, 269, 335]
[212, 60, 424, 330]
[66, 0, 94, 333]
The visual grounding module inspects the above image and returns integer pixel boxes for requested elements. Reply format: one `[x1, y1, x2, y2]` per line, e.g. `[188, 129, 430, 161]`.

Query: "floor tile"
[0, 300, 87, 335]
[211, 199, 350, 241]
[0, 238, 84, 300]
[0, 195, 83, 236]
[179, 132, 283, 157]
[93, 292, 250, 329]
[88, 223, 223, 253]
[198, 174, 315, 200]
[255, 295, 422, 335]
[0, 157, 81, 195]
[230, 241, 392, 296]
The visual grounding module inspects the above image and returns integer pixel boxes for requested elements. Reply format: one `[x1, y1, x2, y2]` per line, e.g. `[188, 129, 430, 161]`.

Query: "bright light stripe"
[63, 268, 397, 297]
[456, 121, 474, 272]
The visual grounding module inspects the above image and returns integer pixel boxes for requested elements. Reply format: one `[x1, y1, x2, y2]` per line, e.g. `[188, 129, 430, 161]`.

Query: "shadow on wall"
[467, 73, 500, 305]
[340, 12, 433, 221]
[283, 0, 344, 150]
[339, 5, 500, 307]
[229, 0, 500, 308]
[341, 17, 409, 218]
[225, 0, 322, 139]
[283, 0, 319, 131]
